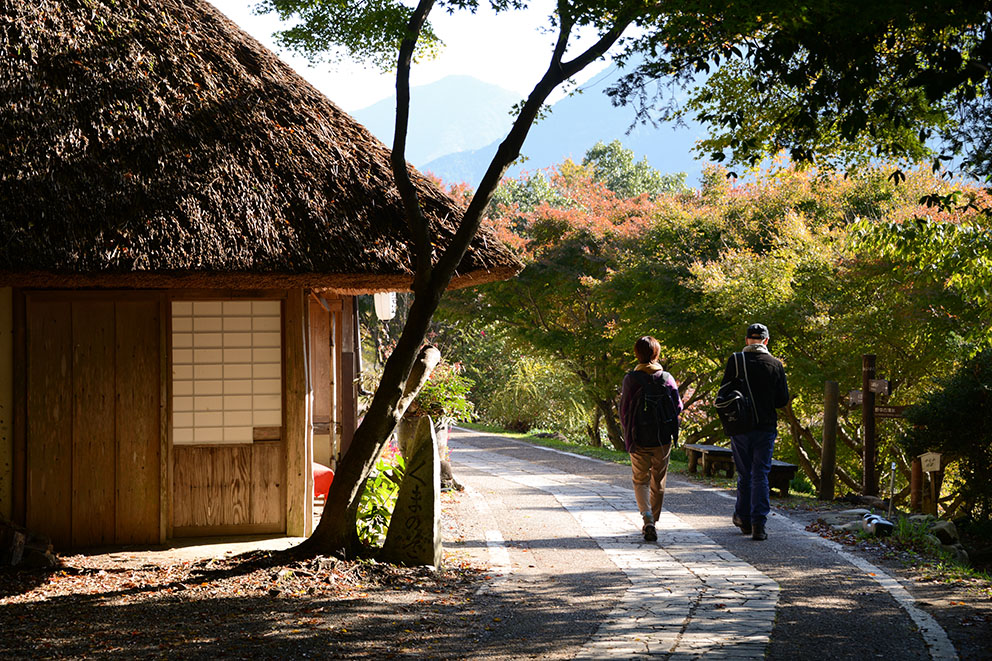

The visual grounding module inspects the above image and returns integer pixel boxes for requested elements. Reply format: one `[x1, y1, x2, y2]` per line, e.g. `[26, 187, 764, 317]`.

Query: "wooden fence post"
[862, 354, 878, 496]
[819, 381, 838, 501]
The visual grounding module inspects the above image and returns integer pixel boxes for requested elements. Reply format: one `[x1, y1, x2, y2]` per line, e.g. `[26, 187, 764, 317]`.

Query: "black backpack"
[630, 371, 680, 447]
[714, 352, 758, 436]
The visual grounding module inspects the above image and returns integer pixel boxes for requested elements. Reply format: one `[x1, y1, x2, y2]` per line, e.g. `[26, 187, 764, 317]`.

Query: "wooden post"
[819, 381, 838, 501]
[861, 354, 878, 496]
[910, 457, 923, 513]
[284, 289, 309, 537]
[932, 470, 943, 517]
[339, 296, 357, 459]
[0, 287, 12, 521]
[11, 288, 25, 525]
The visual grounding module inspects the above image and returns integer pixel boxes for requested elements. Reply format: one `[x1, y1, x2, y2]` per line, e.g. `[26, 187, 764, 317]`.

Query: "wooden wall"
[22, 293, 162, 548]
[0, 288, 13, 520]
[172, 441, 284, 535]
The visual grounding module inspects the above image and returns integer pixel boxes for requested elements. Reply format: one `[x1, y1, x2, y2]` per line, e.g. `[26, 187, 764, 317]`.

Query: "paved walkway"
[453, 442, 778, 659]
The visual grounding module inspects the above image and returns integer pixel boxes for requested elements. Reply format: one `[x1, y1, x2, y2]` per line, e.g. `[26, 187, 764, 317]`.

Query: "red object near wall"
[313, 462, 334, 498]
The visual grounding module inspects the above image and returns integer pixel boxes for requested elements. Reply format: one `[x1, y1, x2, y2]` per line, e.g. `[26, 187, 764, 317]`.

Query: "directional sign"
[849, 390, 863, 406]
[920, 452, 942, 472]
[875, 405, 908, 419]
[869, 379, 891, 395]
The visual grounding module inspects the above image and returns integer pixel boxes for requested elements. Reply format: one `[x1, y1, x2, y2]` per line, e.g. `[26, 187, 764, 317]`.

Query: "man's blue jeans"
[730, 429, 777, 527]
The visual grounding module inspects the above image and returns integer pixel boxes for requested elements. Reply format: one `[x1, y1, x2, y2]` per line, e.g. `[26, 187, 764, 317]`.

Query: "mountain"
[423, 70, 705, 186]
[352, 71, 706, 188]
[350, 75, 521, 167]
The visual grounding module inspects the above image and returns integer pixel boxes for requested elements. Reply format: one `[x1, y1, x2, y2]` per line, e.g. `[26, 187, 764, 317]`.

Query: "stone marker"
[381, 416, 443, 568]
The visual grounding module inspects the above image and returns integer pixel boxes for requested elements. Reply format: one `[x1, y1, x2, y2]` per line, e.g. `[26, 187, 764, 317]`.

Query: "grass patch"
[458, 422, 697, 473]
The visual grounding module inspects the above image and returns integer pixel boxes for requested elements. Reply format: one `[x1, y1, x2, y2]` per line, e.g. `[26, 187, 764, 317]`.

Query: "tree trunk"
[596, 398, 625, 452]
[784, 404, 820, 486]
[294, 0, 633, 559]
[298, 340, 441, 557]
[587, 406, 602, 447]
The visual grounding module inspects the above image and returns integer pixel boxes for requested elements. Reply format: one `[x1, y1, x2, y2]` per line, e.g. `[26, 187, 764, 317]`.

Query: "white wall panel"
[172, 300, 282, 445]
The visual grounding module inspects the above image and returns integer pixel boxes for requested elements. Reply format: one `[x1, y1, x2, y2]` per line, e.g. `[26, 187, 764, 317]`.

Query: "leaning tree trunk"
[595, 398, 625, 452]
[293, 0, 633, 559]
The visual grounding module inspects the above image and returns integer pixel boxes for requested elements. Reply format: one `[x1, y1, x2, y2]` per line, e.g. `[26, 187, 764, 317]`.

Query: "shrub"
[356, 446, 405, 548]
[902, 348, 992, 521]
[407, 359, 476, 427]
[484, 356, 590, 437]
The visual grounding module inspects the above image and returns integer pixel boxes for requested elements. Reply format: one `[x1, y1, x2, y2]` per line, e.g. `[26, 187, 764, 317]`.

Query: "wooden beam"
[339, 296, 357, 459]
[0, 288, 13, 521]
[283, 289, 309, 537]
[11, 289, 25, 525]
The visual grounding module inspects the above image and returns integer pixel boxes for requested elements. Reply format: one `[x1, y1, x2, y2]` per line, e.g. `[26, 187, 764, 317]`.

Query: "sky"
[206, 0, 610, 112]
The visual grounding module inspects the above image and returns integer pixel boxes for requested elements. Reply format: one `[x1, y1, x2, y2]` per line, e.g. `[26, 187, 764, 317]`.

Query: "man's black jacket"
[720, 349, 789, 432]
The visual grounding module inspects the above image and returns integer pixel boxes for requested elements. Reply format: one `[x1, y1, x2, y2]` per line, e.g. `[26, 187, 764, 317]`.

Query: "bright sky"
[206, 0, 609, 112]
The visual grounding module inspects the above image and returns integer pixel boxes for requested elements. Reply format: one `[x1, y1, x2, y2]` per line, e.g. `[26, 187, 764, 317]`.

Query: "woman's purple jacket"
[618, 369, 683, 452]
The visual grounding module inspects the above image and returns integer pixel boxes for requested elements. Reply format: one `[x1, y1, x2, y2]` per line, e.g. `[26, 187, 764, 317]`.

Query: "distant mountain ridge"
[352, 72, 705, 187]
[351, 75, 520, 167]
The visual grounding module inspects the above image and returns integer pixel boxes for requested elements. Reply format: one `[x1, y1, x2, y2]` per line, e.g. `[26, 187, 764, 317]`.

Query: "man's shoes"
[642, 523, 658, 542]
[751, 523, 767, 541]
[733, 513, 752, 535]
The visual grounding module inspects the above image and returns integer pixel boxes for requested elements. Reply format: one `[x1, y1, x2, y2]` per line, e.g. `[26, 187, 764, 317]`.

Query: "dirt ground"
[0, 494, 497, 660]
[2, 491, 990, 660]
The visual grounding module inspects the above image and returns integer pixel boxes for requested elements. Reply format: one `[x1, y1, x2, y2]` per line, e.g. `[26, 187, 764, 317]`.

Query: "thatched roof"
[0, 0, 520, 292]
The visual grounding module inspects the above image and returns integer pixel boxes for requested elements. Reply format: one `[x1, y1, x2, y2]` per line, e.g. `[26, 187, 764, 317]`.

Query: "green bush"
[902, 348, 992, 521]
[356, 449, 405, 548]
[408, 359, 475, 426]
[484, 356, 590, 437]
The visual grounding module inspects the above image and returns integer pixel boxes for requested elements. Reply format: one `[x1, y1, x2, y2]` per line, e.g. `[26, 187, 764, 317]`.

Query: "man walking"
[721, 323, 789, 541]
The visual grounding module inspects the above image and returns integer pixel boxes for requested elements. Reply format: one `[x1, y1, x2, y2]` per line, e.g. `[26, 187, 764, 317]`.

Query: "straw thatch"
[0, 0, 521, 292]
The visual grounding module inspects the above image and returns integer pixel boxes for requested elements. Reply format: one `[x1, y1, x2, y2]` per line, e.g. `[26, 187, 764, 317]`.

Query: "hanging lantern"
[373, 292, 397, 321]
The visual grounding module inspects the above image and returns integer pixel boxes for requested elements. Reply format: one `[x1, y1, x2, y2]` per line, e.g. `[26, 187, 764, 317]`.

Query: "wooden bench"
[683, 443, 735, 478]
[768, 460, 799, 497]
[682, 443, 799, 496]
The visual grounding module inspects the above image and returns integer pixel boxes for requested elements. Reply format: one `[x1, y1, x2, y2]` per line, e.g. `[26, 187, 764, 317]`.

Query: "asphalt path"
[443, 427, 957, 660]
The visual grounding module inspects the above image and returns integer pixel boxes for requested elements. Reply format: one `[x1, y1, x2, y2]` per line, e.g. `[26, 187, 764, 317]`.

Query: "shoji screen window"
[172, 300, 282, 444]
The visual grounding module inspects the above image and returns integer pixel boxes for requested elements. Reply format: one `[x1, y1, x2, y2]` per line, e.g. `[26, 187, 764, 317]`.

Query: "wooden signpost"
[875, 405, 907, 419]
[920, 452, 943, 516]
[849, 357, 910, 499]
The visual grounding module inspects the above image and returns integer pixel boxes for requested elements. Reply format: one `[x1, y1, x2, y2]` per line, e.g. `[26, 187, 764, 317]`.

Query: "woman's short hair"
[634, 336, 661, 364]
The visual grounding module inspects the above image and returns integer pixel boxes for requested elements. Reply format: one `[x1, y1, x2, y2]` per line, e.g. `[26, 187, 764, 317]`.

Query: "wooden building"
[0, 0, 519, 549]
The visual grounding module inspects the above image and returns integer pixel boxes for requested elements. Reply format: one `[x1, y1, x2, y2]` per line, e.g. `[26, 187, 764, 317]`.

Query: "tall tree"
[609, 1, 992, 180]
[256, 0, 646, 556]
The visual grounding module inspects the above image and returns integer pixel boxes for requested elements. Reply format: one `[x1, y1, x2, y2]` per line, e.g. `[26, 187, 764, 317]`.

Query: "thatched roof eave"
[0, 0, 521, 287]
[0, 266, 519, 294]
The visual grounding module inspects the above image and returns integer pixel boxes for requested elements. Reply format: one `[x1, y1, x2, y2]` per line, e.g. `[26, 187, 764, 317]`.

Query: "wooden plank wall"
[23, 295, 163, 549]
[172, 443, 283, 535]
[309, 300, 332, 427]
[251, 441, 285, 527]
[115, 301, 161, 545]
[70, 301, 116, 546]
[25, 301, 73, 547]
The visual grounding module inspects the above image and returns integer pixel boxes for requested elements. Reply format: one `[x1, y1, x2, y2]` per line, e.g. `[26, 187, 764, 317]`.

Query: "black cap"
[746, 323, 769, 340]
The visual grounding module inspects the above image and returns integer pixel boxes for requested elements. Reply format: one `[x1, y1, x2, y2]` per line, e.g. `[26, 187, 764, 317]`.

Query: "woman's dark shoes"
[751, 523, 767, 541]
[732, 513, 752, 535]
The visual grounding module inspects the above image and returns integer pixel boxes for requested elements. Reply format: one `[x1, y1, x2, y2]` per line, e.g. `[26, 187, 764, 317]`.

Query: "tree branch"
[391, 0, 436, 282]
[432, 14, 633, 289]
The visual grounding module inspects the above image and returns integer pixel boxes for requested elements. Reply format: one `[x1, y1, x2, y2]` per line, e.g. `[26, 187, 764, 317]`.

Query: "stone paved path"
[454, 443, 778, 659]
